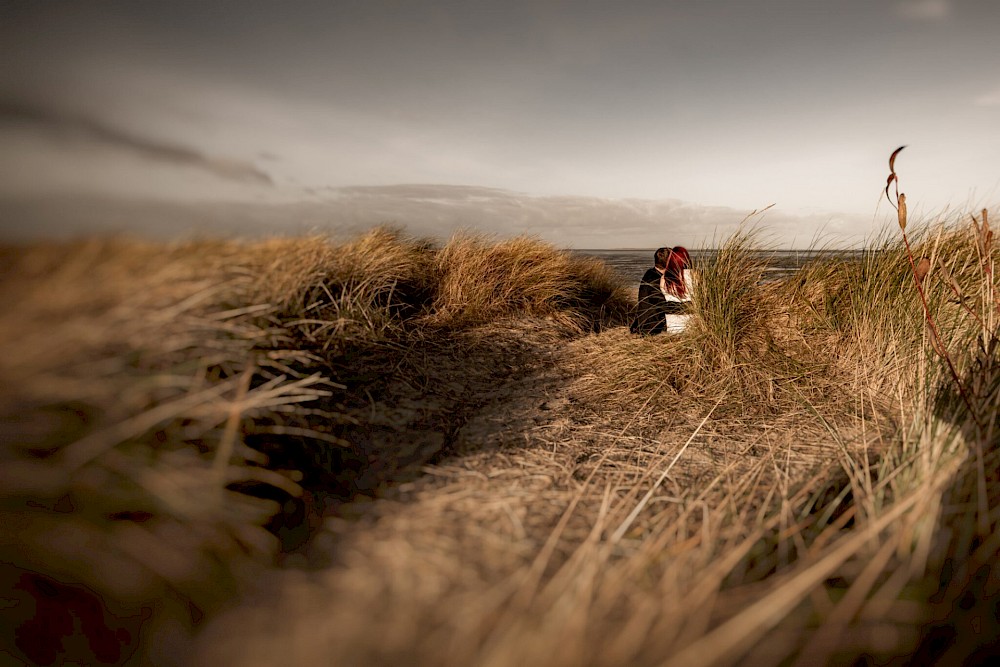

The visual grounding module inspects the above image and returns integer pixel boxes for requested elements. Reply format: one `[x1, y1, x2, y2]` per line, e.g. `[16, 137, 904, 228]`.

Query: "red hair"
[662, 246, 690, 298]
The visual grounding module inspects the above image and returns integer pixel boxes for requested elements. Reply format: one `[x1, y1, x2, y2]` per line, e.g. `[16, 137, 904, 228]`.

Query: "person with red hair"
[630, 246, 696, 335]
[630, 246, 673, 335]
[661, 246, 695, 333]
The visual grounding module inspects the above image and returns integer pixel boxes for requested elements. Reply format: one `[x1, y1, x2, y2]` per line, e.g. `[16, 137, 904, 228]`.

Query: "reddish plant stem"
[900, 232, 984, 431]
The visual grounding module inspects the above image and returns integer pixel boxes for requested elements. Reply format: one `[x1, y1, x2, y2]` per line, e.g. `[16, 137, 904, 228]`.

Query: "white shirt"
[660, 269, 695, 333]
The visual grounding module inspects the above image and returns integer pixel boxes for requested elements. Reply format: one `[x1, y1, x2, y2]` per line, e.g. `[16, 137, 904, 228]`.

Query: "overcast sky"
[1, 0, 997, 247]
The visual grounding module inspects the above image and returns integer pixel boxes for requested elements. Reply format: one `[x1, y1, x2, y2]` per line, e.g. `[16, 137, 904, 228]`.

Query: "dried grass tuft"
[2, 199, 998, 666]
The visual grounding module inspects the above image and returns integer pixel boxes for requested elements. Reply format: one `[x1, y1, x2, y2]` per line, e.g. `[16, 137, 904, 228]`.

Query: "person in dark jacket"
[630, 247, 674, 335]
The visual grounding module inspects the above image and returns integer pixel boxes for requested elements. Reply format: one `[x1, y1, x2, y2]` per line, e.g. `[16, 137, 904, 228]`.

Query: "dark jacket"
[631, 268, 668, 335]
[630, 268, 688, 335]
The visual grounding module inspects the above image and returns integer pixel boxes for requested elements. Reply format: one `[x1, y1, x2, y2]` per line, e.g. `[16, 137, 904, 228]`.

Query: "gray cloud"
[894, 0, 953, 20]
[0, 98, 272, 186]
[313, 184, 867, 248]
[975, 88, 1000, 107]
[0, 185, 871, 249]
[1, 1, 996, 246]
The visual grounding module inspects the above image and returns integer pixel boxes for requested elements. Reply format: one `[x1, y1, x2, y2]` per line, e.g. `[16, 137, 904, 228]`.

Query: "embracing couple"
[630, 246, 695, 336]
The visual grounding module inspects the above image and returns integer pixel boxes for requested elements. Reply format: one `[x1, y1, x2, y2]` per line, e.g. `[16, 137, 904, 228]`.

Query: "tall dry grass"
[0, 228, 631, 664]
[763, 205, 1000, 665]
[475, 210, 997, 666]
[431, 232, 629, 330]
[189, 209, 992, 667]
[436, 207, 996, 666]
[575, 227, 832, 422]
[1, 187, 997, 666]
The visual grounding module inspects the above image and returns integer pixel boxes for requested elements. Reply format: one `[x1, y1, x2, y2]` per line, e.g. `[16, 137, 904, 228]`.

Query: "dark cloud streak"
[0, 98, 273, 186]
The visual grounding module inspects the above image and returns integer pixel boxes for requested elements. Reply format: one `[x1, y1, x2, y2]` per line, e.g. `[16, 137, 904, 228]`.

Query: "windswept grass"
[443, 211, 996, 667]
[574, 228, 829, 421]
[1, 203, 997, 666]
[692, 228, 774, 365]
[764, 209, 1000, 665]
[0, 228, 631, 664]
[431, 232, 629, 329]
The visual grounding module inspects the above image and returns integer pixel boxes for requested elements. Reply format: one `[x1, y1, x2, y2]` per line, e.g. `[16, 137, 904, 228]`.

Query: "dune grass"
[0, 228, 631, 663]
[1, 205, 997, 666]
[431, 232, 630, 329]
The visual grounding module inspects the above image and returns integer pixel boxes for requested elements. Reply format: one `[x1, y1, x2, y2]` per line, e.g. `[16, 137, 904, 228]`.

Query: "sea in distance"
[573, 249, 865, 292]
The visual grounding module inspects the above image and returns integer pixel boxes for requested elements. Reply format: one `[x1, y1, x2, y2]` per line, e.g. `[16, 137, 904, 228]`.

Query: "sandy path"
[194, 319, 587, 664]
[192, 321, 857, 666]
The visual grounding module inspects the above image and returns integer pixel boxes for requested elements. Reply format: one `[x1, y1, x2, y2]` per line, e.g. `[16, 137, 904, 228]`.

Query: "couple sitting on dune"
[630, 246, 695, 336]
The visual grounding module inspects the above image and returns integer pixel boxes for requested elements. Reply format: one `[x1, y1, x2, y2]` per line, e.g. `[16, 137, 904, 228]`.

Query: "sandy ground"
[191, 320, 862, 666]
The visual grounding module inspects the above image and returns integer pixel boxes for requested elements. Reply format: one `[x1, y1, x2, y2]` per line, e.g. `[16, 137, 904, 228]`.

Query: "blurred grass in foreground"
[1, 209, 997, 665]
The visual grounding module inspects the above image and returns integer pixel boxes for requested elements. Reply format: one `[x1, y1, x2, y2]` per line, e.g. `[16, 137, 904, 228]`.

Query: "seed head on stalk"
[885, 144, 906, 212]
[884, 146, 983, 432]
[884, 146, 990, 533]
